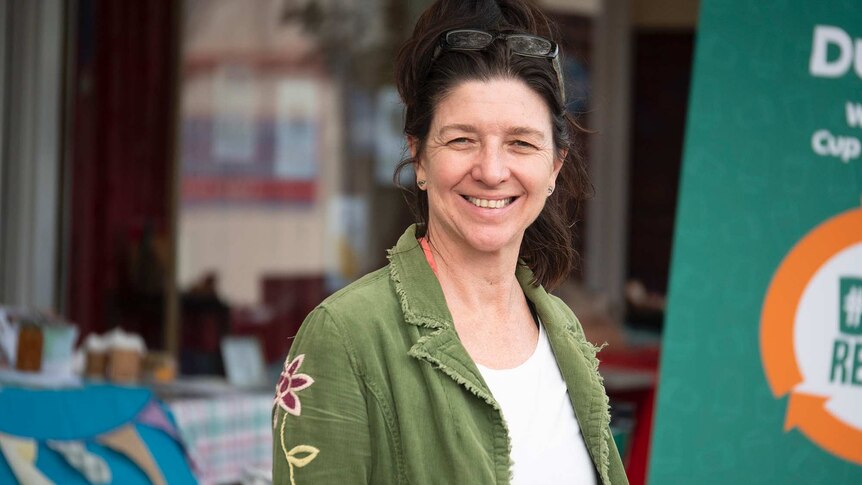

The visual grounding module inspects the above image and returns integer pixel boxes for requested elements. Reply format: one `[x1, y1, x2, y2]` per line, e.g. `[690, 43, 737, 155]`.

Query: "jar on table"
[15, 323, 43, 372]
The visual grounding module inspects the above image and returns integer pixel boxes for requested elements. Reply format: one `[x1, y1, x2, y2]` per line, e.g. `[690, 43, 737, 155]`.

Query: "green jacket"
[272, 226, 629, 484]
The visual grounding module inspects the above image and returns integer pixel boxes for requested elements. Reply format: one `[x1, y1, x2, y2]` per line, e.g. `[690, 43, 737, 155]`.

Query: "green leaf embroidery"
[286, 445, 320, 468]
[280, 417, 321, 484]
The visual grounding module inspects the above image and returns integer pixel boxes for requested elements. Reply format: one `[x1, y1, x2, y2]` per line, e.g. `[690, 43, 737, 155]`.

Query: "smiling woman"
[272, 1, 629, 484]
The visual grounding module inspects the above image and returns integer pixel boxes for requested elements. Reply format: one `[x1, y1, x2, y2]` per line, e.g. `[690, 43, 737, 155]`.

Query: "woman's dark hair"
[393, 0, 591, 290]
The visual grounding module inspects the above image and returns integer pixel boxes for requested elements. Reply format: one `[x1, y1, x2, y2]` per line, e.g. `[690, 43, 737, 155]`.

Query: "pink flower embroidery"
[275, 354, 315, 416]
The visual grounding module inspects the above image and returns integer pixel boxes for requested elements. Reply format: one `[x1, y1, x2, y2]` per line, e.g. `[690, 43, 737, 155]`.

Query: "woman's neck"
[422, 225, 538, 368]
[424, 226, 523, 318]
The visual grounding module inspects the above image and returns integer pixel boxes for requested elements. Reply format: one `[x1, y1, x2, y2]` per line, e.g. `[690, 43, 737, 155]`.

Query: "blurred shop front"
[49, 0, 614, 378]
[0, 0, 699, 483]
[174, 0, 401, 373]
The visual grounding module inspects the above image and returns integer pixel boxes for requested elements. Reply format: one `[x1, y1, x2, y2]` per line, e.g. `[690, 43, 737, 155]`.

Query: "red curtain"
[67, 0, 178, 347]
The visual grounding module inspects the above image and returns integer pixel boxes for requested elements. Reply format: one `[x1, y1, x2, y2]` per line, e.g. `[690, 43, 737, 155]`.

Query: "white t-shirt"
[477, 321, 597, 485]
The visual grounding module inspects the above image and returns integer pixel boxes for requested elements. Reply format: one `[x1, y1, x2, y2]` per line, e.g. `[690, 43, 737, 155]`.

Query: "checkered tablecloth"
[168, 392, 273, 485]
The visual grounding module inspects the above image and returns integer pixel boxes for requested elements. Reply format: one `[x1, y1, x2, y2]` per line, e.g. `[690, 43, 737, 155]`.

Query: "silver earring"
[417, 180, 427, 188]
[547, 186, 554, 195]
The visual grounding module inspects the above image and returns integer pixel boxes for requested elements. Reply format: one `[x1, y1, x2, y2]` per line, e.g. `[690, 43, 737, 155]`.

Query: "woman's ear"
[552, 149, 567, 181]
[408, 136, 427, 182]
[407, 136, 419, 159]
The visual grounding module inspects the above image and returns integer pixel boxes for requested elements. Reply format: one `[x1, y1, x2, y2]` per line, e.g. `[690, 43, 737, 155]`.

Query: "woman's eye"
[447, 137, 472, 145]
[513, 140, 537, 149]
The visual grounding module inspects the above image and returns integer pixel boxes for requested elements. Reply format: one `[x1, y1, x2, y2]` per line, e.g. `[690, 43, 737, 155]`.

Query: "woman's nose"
[471, 145, 510, 186]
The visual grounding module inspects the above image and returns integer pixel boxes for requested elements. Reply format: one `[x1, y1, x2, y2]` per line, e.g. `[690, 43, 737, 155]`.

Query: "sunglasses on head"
[433, 29, 565, 100]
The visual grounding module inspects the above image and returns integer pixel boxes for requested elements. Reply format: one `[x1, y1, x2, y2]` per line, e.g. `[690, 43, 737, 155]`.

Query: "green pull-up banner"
[651, 0, 862, 482]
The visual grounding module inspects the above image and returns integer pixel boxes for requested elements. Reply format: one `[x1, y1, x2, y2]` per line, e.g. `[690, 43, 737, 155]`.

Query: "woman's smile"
[463, 195, 517, 209]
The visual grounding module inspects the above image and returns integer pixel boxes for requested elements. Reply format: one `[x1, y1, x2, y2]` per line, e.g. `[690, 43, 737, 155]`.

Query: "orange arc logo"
[760, 206, 862, 465]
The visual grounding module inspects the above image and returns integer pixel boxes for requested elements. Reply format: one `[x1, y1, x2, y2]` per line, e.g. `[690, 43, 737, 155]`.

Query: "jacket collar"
[387, 225, 612, 484]
[386, 225, 452, 330]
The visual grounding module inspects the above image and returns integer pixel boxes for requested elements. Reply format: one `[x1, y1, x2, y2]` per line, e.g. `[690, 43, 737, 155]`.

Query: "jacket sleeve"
[272, 307, 371, 484]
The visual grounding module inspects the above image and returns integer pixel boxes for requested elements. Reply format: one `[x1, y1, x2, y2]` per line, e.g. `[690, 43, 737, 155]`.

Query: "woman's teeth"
[466, 196, 513, 209]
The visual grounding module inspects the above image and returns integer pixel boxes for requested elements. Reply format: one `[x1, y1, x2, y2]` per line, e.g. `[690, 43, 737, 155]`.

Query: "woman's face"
[413, 78, 563, 257]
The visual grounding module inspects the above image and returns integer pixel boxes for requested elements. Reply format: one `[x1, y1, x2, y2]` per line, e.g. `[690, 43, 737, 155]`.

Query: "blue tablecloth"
[0, 383, 196, 484]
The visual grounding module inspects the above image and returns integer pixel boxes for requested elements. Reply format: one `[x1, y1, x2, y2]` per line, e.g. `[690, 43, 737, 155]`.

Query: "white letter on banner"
[812, 130, 830, 155]
[856, 39, 862, 78]
[810, 25, 852, 77]
[844, 138, 861, 162]
[847, 102, 862, 128]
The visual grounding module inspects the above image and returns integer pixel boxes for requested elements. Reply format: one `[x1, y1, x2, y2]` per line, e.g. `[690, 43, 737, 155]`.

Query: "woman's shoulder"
[288, 265, 409, 380]
[318, 265, 397, 316]
[533, 287, 591, 343]
[545, 292, 578, 321]
[296, 265, 403, 345]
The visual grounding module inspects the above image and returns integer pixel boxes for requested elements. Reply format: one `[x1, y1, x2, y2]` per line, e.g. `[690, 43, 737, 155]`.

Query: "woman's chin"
[461, 231, 521, 255]
[428, 219, 525, 257]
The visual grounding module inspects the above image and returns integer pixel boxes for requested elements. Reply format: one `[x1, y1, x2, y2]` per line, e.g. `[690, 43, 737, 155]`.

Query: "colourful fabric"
[0, 385, 151, 440]
[169, 393, 273, 485]
[272, 225, 628, 484]
[135, 400, 180, 442]
[0, 385, 196, 485]
[97, 425, 165, 485]
[0, 433, 54, 485]
[46, 440, 111, 484]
